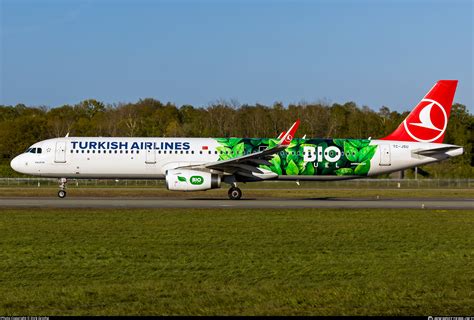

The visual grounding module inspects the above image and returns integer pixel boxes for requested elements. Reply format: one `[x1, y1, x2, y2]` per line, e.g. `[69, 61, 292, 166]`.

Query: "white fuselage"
[10, 137, 463, 180]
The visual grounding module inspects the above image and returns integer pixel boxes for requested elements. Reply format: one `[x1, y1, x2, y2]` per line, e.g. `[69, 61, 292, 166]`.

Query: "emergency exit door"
[379, 144, 391, 166]
[55, 141, 67, 163]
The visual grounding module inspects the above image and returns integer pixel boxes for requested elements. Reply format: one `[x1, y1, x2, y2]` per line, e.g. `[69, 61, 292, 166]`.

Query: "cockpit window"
[24, 147, 42, 154]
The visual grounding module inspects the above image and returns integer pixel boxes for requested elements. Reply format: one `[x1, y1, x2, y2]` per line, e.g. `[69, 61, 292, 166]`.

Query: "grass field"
[0, 208, 473, 315]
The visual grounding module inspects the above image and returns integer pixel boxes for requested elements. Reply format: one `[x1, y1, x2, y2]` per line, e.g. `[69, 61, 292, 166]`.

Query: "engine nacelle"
[165, 169, 221, 191]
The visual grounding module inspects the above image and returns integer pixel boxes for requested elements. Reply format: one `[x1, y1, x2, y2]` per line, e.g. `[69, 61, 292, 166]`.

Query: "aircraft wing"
[180, 120, 300, 178]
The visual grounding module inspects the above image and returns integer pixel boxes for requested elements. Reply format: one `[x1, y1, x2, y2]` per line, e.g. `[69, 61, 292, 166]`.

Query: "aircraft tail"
[381, 80, 458, 143]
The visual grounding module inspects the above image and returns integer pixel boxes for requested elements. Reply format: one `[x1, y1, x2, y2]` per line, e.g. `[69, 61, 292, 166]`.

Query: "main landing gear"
[58, 178, 67, 198]
[228, 186, 242, 200]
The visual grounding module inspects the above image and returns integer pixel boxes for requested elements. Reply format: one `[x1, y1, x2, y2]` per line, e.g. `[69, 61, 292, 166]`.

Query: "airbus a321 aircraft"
[11, 80, 463, 200]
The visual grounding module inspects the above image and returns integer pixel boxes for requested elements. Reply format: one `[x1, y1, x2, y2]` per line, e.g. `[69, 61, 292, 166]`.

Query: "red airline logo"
[403, 99, 448, 142]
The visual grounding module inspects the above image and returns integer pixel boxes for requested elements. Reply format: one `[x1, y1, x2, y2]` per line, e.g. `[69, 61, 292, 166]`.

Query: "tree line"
[0, 98, 472, 178]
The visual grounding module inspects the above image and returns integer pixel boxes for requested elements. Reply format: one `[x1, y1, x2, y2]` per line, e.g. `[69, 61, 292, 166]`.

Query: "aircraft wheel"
[228, 187, 242, 200]
[58, 190, 67, 199]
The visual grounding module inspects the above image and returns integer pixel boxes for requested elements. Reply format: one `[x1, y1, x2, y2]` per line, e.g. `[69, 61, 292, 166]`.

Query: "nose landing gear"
[58, 178, 67, 198]
[228, 186, 242, 200]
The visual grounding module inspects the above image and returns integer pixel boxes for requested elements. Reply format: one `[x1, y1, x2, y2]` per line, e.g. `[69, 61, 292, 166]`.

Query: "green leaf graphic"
[177, 176, 186, 182]
[302, 162, 315, 175]
[335, 158, 347, 169]
[354, 161, 370, 175]
[233, 142, 245, 155]
[268, 138, 280, 148]
[215, 138, 229, 144]
[335, 168, 354, 176]
[271, 154, 281, 167]
[333, 139, 345, 147]
[244, 144, 254, 155]
[344, 141, 358, 162]
[286, 153, 299, 165]
[250, 139, 261, 146]
[348, 140, 362, 148]
[270, 156, 282, 175]
[216, 146, 232, 160]
[298, 160, 306, 172]
[288, 139, 299, 149]
[358, 145, 377, 162]
[320, 162, 336, 175]
[228, 138, 242, 147]
[318, 141, 328, 150]
[286, 159, 299, 175]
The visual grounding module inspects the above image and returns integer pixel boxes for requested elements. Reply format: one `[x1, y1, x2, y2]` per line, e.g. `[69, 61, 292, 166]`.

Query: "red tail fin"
[381, 80, 457, 143]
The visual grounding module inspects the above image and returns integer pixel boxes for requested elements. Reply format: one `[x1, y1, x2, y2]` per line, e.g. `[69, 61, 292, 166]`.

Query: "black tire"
[58, 190, 66, 198]
[228, 187, 242, 200]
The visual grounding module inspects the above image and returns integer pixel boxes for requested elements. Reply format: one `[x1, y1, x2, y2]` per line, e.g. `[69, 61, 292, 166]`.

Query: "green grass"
[0, 187, 473, 199]
[0, 208, 473, 315]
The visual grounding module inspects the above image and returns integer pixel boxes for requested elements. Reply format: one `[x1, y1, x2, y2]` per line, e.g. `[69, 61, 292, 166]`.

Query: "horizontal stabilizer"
[413, 146, 461, 156]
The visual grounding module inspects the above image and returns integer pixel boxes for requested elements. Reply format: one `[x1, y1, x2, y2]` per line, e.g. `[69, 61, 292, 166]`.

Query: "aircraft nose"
[10, 155, 25, 173]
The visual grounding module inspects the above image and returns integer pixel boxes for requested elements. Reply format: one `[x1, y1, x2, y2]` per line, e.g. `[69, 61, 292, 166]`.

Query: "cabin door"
[145, 149, 156, 164]
[379, 144, 391, 166]
[54, 141, 67, 163]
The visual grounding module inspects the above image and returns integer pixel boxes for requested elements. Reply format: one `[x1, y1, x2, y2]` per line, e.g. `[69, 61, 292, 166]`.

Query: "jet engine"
[165, 169, 221, 191]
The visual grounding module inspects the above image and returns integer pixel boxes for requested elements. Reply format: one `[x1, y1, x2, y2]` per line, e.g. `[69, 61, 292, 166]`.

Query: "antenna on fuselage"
[65, 132, 70, 137]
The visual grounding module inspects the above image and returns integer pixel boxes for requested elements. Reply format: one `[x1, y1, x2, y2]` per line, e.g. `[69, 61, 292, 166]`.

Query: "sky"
[1, 0, 472, 112]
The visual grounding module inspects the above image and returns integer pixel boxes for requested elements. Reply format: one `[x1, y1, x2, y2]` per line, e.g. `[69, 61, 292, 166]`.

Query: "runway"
[0, 197, 472, 209]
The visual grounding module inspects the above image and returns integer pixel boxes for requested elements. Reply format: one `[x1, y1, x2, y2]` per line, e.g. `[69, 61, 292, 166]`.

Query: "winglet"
[279, 120, 300, 146]
[277, 131, 286, 139]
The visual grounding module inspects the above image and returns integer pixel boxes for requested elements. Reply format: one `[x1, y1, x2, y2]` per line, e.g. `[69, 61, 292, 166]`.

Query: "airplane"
[10, 80, 463, 200]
